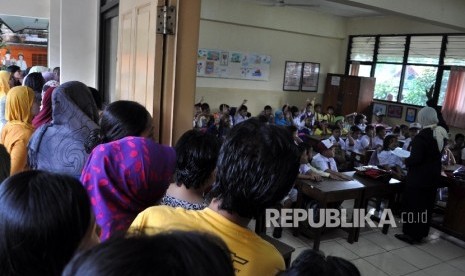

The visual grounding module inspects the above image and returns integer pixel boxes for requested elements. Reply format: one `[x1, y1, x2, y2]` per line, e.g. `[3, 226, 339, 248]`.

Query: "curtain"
[442, 67, 465, 128]
[350, 62, 360, 76]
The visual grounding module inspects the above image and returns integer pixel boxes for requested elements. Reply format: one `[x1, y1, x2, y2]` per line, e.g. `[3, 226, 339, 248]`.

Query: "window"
[346, 34, 465, 107]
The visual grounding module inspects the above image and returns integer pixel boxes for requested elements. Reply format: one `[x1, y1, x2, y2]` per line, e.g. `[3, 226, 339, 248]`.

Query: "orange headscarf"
[5, 86, 34, 128]
[0, 71, 10, 97]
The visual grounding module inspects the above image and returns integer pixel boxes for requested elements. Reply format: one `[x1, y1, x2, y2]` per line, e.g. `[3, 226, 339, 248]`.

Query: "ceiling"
[0, 14, 49, 33]
[245, 0, 382, 18]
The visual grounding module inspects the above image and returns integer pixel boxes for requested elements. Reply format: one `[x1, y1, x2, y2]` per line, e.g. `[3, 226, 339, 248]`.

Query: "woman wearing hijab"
[395, 107, 448, 244]
[81, 136, 175, 241]
[32, 86, 55, 129]
[0, 71, 11, 134]
[0, 86, 35, 175]
[28, 81, 99, 178]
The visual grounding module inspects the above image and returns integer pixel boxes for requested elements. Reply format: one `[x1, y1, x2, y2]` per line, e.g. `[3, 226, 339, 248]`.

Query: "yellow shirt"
[130, 206, 285, 275]
[0, 123, 33, 175]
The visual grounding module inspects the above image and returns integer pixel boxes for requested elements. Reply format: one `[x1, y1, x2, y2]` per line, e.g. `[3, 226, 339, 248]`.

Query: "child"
[373, 126, 386, 149]
[298, 116, 313, 144]
[359, 125, 376, 151]
[313, 119, 331, 136]
[311, 139, 352, 181]
[326, 106, 336, 125]
[328, 127, 349, 169]
[402, 123, 421, 151]
[313, 103, 325, 123]
[378, 135, 405, 179]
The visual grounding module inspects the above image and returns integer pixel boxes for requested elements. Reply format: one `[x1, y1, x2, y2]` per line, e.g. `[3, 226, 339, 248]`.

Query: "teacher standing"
[395, 107, 448, 244]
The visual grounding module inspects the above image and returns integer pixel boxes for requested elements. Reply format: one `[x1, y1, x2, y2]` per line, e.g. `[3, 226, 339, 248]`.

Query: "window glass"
[378, 36, 406, 63]
[401, 66, 437, 105]
[407, 36, 441, 65]
[374, 64, 402, 101]
[445, 36, 465, 66]
[350, 36, 375, 62]
[438, 70, 450, 106]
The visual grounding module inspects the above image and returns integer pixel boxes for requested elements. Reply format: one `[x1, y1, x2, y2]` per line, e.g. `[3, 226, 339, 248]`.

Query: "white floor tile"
[364, 232, 410, 251]
[351, 258, 388, 276]
[390, 246, 441, 269]
[365, 252, 418, 276]
[447, 256, 465, 272]
[280, 231, 309, 249]
[404, 270, 430, 276]
[319, 240, 359, 260]
[338, 237, 386, 258]
[422, 263, 465, 276]
[415, 238, 465, 261]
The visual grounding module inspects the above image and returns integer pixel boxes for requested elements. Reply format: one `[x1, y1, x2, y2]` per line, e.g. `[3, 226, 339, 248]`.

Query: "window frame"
[346, 33, 464, 107]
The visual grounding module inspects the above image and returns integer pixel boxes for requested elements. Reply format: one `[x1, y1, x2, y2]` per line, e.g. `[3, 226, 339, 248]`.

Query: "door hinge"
[156, 6, 176, 35]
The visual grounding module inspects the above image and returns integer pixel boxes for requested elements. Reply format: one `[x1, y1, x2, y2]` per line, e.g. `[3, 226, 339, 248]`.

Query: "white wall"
[1, 0, 50, 18]
[48, 0, 60, 68]
[60, 0, 99, 87]
[196, 0, 348, 115]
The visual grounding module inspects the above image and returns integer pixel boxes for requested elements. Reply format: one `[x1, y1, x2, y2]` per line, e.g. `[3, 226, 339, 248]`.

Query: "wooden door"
[115, 0, 164, 140]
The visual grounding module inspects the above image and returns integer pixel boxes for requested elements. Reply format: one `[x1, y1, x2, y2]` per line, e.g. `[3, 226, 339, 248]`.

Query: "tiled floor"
[256, 222, 465, 276]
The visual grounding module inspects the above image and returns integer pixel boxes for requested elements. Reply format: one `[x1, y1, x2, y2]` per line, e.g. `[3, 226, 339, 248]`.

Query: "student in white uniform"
[378, 135, 405, 180]
[311, 139, 352, 181]
[402, 123, 421, 151]
[373, 126, 386, 149]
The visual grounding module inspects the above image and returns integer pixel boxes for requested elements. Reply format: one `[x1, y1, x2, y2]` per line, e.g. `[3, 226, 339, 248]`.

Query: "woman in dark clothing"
[395, 107, 448, 244]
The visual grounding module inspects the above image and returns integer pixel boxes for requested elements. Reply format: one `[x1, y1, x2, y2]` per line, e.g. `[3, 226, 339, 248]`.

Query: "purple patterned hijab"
[80, 136, 176, 241]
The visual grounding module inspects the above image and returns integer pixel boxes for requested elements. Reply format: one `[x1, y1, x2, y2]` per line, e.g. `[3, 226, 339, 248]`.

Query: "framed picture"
[373, 103, 387, 117]
[387, 105, 403, 118]
[301, 62, 320, 92]
[283, 61, 303, 91]
[405, 107, 417, 123]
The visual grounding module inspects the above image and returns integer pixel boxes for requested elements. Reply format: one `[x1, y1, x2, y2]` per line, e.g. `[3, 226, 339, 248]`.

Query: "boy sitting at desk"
[311, 139, 353, 181]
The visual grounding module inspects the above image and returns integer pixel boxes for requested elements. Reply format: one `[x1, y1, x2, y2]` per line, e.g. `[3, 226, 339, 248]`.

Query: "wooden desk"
[294, 178, 364, 251]
[432, 171, 465, 241]
[348, 171, 404, 240]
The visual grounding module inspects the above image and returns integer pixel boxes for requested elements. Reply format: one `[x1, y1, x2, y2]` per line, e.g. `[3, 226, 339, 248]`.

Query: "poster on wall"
[197, 48, 271, 81]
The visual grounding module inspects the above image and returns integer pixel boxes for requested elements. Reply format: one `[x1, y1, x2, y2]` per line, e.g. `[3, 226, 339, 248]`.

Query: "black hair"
[257, 114, 269, 123]
[0, 145, 10, 183]
[88, 87, 103, 110]
[6, 65, 20, 74]
[290, 106, 299, 115]
[282, 104, 289, 112]
[201, 103, 210, 112]
[85, 100, 151, 153]
[392, 126, 400, 134]
[175, 130, 221, 190]
[210, 118, 300, 218]
[238, 104, 248, 112]
[63, 231, 234, 276]
[382, 135, 397, 151]
[264, 105, 272, 111]
[375, 125, 386, 135]
[354, 114, 365, 125]
[219, 103, 229, 112]
[194, 102, 202, 108]
[287, 125, 298, 133]
[280, 249, 360, 276]
[365, 125, 374, 132]
[0, 170, 92, 276]
[350, 125, 361, 133]
[455, 133, 464, 141]
[53, 67, 60, 75]
[24, 72, 45, 94]
[314, 103, 322, 109]
[297, 142, 311, 155]
[327, 105, 334, 110]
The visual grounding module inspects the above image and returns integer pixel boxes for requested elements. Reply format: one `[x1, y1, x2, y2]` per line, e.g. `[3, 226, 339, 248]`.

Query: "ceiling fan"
[259, 0, 320, 8]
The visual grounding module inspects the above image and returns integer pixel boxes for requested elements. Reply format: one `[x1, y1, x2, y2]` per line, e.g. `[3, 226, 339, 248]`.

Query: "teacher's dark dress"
[402, 128, 442, 240]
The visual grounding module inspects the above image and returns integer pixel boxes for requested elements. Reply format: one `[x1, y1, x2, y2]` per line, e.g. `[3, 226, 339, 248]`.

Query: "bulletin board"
[196, 48, 271, 81]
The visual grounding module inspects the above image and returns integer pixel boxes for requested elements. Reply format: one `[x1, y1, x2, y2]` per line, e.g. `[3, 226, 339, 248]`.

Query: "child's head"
[287, 125, 299, 138]
[290, 106, 299, 117]
[327, 106, 334, 114]
[264, 105, 272, 116]
[375, 111, 385, 123]
[408, 123, 421, 137]
[201, 103, 210, 114]
[350, 126, 362, 139]
[455, 133, 464, 145]
[238, 105, 248, 116]
[314, 103, 322, 113]
[318, 139, 335, 158]
[354, 114, 366, 125]
[304, 116, 312, 127]
[375, 126, 386, 138]
[219, 104, 230, 115]
[332, 127, 341, 138]
[298, 143, 311, 164]
[365, 125, 374, 136]
[305, 103, 312, 112]
[382, 134, 398, 151]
